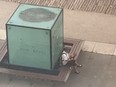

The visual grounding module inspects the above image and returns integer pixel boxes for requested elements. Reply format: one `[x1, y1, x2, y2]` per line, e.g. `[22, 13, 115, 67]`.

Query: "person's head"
[63, 51, 67, 54]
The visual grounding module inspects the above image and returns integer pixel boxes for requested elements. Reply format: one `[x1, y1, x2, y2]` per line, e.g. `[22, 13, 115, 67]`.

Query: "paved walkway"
[0, 51, 116, 87]
[2, 0, 116, 15]
[1, 1, 116, 44]
[1, 1, 116, 55]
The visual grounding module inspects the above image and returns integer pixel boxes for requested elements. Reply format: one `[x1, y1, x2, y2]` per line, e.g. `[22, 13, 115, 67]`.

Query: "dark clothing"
[65, 60, 76, 67]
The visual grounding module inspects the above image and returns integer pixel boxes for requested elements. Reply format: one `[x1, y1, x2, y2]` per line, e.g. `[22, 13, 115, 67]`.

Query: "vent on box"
[19, 8, 57, 22]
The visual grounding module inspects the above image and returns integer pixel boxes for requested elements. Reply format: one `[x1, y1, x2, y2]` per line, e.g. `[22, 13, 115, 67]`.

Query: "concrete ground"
[64, 10, 116, 44]
[1, 1, 116, 44]
[1, 1, 116, 56]
[2, 0, 116, 16]
[0, 51, 116, 87]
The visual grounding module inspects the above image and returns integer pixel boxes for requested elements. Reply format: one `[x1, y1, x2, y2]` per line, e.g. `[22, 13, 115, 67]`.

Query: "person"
[61, 51, 70, 65]
[61, 51, 82, 74]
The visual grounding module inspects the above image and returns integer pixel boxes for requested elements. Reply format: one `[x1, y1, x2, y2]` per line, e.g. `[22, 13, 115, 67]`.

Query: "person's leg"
[75, 61, 82, 67]
[73, 61, 82, 74]
[65, 60, 82, 74]
[74, 66, 80, 74]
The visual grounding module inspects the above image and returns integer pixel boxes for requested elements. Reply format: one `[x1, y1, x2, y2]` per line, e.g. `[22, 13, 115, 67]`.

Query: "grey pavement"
[0, 51, 116, 87]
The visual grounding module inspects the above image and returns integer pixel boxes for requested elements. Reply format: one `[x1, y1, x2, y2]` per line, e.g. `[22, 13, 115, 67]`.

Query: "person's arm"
[69, 53, 76, 60]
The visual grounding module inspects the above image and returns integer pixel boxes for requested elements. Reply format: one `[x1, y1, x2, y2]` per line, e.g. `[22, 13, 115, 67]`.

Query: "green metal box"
[6, 4, 63, 70]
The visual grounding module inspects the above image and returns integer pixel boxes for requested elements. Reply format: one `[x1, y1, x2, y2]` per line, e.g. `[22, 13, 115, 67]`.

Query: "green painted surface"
[6, 4, 63, 70]
[51, 12, 63, 68]
[7, 4, 62, 29]
[7, 26, 51, 69]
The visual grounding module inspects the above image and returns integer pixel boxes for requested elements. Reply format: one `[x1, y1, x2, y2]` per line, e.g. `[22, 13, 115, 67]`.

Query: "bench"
[0, 38, 84, 82]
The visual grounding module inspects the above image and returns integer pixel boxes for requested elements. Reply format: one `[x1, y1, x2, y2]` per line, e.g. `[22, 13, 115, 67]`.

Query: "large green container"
[6, 4, 63, 70]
